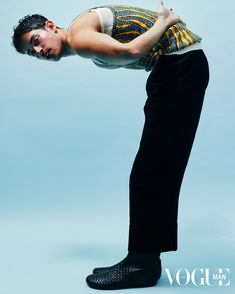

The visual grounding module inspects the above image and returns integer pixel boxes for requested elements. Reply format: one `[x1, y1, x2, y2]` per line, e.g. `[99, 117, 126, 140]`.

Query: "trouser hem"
[128, 223, 178, 253]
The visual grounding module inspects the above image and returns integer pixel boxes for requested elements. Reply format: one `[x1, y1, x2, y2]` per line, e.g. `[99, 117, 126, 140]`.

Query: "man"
[12, 1, 209, 290]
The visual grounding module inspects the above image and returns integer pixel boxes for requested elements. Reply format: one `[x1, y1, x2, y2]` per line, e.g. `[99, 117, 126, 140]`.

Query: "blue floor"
[0, 197, 234, 294]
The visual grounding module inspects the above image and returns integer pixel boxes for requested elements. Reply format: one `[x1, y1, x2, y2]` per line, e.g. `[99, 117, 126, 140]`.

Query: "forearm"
[126, 18, 169, 58]
[88, 19, 170, 67]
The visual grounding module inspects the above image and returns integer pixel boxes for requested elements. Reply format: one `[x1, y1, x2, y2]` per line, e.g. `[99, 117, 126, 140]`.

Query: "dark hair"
[12, 14, 48, 54]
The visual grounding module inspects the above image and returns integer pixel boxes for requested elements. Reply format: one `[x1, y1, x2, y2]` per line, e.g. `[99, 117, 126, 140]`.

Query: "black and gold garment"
[95, 5, 202, 71]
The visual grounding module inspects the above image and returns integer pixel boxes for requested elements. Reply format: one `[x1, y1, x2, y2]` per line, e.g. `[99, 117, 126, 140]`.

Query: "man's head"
[12, 14, 64, 61]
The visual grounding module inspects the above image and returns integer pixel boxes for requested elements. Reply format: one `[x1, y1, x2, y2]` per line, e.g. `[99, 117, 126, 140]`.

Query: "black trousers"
[128, 49, 210, 253]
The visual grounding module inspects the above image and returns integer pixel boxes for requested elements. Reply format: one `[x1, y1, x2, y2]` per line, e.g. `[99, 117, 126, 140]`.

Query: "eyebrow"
[26, 35, 34, 55]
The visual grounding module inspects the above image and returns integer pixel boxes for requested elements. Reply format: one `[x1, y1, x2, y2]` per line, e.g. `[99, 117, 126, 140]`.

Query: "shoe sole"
[87, 277, 160, 290]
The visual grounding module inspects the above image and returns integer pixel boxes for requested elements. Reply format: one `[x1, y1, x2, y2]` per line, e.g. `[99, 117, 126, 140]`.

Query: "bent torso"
[67, 9, 141, 69]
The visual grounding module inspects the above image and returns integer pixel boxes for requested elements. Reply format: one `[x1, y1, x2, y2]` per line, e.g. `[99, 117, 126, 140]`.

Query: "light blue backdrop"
[0, 1, 234, 293]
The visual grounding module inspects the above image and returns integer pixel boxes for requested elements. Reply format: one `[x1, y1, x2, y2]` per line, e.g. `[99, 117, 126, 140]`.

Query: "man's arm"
[69, 2, 179, 66]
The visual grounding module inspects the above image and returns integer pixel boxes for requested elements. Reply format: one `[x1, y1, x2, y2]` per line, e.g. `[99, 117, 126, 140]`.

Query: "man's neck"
[58, 28, 77, 58]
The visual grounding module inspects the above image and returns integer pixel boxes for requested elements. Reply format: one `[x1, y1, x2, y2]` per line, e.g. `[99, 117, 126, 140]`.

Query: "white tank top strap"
[90, 7, 113, 36]
[67, 7, 113, 36]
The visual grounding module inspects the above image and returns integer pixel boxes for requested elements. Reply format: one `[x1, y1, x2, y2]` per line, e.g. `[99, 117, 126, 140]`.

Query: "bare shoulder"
[66, 9, 135, 64]
[67, 10, 101, 44]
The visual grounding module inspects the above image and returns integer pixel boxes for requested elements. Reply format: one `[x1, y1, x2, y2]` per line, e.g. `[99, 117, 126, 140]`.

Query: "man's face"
[20, 21, 63, 61]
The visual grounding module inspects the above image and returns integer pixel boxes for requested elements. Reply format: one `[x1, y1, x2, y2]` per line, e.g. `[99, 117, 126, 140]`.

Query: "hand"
[157, 0, 172, 18]
[157, 0, 180, 28]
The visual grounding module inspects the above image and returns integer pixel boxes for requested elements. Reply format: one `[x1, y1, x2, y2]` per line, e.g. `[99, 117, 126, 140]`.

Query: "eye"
[34, 36, 40, 46]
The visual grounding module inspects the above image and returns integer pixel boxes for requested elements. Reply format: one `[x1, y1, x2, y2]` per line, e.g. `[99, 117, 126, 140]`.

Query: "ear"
[45, 20, 57, 32]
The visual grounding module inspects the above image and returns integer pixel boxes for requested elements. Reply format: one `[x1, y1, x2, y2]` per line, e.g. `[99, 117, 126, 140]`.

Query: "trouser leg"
[128, 50, 210, 253]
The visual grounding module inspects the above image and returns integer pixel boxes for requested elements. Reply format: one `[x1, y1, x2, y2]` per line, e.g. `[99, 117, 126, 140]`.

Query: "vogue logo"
[165, 268, 230, 287]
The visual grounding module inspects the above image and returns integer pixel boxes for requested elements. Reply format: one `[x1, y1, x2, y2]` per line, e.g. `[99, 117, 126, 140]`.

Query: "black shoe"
[92, 252, 161, 274]
[86, 259, 162, 290]
[92, 259, 126, 274]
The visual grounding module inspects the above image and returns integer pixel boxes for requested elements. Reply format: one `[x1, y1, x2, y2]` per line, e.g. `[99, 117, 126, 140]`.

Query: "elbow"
[129, 47, 143, 59]
[124, 44, 143, 59]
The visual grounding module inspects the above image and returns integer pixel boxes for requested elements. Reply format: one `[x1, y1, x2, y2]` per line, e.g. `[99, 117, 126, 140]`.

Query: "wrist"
[154, 17, 169, 30]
